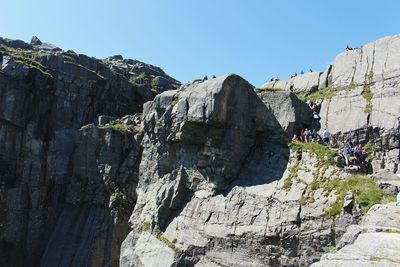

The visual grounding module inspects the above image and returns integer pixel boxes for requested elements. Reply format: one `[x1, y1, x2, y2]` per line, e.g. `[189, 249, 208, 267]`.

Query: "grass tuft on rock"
[289, 141, 336, 165]
[283, 162, 299, 190]
[257, 87, 286, 93]
[325, 175, 395, 216]
[101, 123, 134, 132]
[143, 221, 151, 231]
[363, 90, 374, 113]
[297, 87, 335, 102]
[296, 84, 358, 103]
[158, 235, 181, 253]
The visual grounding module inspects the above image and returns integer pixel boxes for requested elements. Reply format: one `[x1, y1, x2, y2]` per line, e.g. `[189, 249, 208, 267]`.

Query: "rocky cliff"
[0, 36, 179, 267]
[262, 35, 400, 179]
[1, 34, 400, 267]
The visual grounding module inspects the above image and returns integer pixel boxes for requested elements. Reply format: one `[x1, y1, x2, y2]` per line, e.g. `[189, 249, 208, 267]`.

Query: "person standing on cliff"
[342, 143, 351, 166]
[322, 129, 331, 145]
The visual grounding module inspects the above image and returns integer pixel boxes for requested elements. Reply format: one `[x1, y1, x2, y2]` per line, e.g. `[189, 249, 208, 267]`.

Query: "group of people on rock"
[268, 69, 315, 82]
[292, 128, 369, 167]
[202, 75, 216, 81]
[292, 128, 331, 145]
[342, 140, 367, 166]
[293, 129, 368, 166]
[269, 77, 280, 82]
[289, 69, 313, 79]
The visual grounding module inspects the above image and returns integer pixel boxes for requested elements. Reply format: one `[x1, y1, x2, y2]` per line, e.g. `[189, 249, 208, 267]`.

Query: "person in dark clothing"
[212, 74, 216, 79]
[354, 144, 365, 163]
[311, 129, 319, 142]
[203, 75, 208, 81]
[300, 129, 306, 142]
[346, 139, 354, 150]
[307, 129, 313, 142]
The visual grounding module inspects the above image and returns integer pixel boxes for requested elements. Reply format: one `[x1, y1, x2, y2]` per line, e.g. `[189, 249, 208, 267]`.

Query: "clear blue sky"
[2, 1, 400, 86]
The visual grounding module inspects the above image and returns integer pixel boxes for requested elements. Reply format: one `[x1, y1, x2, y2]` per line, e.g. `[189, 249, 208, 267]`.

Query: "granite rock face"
[261, 35, 400, 175]
[317, 36, 400, 181]
[40, 118, 142, 267]
[120, 75, 360, 267]
[0, 37, 178, 267]
[258, 91, 313, 137]
[312, 204, 400, 267]
[260, 72, 322, 93]
[319, 35, 400, 149]
[2, 33, 400, 267]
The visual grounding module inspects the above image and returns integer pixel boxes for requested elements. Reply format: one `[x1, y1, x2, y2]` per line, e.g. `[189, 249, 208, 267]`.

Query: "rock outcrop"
[119, 75, 362, 266]
[1, 33, 400, 267]
[260, 72, 322, 93]
[261, 35, 400, 178]
[258, 91, 313, 137]
[0, 36, 178, 267]
[312, 203, 400, 267]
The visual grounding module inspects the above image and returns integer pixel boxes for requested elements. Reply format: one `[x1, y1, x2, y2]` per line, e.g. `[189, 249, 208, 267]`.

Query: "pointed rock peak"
[31, 36, 42, 45]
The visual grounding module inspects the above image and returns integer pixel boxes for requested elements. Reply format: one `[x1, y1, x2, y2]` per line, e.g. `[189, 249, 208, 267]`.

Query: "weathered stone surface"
[319, 86, 367, 134]
[260, 72, 321, 93]
[121, 232, 175, 267]
[330, 35, 400, 88]
[258, 91, 313, 136]
[318, 65, 332, 90]
[313, 232, 400, 267]
[288, 72, 321, 93]
[312, 204, 400, 267]
[120, 75, 361, 266]
[317, 35, 400, 153]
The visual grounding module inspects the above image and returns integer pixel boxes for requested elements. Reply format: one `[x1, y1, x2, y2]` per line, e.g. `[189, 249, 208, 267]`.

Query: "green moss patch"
[1, 45, 53, 77]
[143, 221, 151, 231]
[289, 141, 336, 165]
[296, 83, 358, 102]
[100, 123, 134, 132]
[158, 235, 181, 253]
[257, 87, 286, 93]
[325, 175, 395, 216]
[283, 162, 299, 190]
[363, 90, 374, 114]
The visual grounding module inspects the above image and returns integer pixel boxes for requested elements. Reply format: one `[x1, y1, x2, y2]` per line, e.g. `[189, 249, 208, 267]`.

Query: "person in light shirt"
[322, 129, 331, 145]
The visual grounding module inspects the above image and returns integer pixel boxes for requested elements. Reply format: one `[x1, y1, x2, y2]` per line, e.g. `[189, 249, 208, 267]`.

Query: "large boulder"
[120, 74, 290, 266]
[260, 72, 322, 93]
[258, 91, 313, 136]
[120, 75, 360, 267]
[287, 72, 322, 93]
